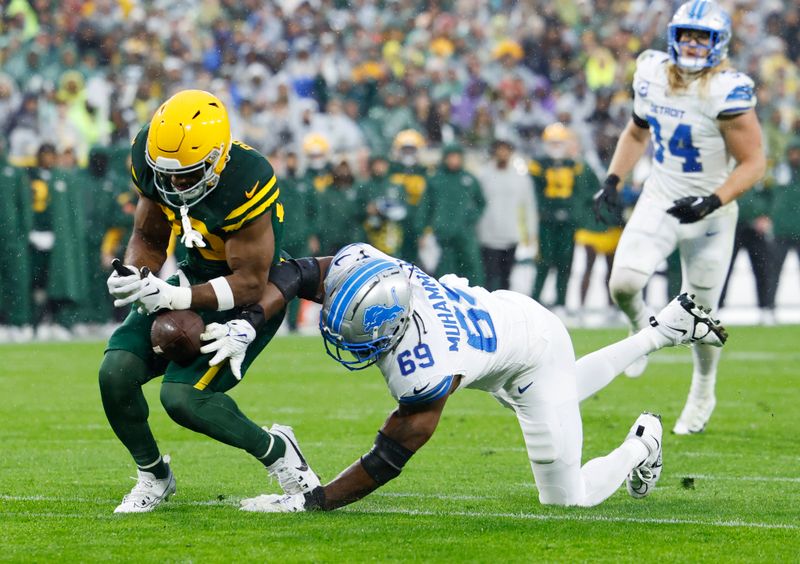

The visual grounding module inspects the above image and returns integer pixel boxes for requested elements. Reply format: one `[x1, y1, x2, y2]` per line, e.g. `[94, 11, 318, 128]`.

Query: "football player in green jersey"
[100, 90, 319, 513]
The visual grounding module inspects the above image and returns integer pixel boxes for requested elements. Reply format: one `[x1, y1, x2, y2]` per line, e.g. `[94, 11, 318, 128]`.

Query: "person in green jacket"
[0, 154, 33, 340]
[529, 123, 583, 310]
[70, 147, 126, 326]
[315, 159, 365, 256]
[768, 138, 800, 311]
[279, 151, 312, 332]
[426, 142, 486, 285]
[26, 143, 90, 338]
[301, 133, 335, 256]
[361, 153, 407, 256]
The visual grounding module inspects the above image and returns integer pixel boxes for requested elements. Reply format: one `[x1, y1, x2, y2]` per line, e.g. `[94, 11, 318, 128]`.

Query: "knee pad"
[521, 419, 561, 464]
[608, 267, 649, 304]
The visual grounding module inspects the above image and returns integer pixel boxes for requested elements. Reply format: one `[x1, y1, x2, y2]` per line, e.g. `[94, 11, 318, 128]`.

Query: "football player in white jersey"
[592, 0, 765, 434]
[233, 243, 726, 513]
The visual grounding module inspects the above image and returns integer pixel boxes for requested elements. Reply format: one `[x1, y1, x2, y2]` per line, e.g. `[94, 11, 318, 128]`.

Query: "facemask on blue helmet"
[319, 258, 413, 371]
[668, 0, 731, 72]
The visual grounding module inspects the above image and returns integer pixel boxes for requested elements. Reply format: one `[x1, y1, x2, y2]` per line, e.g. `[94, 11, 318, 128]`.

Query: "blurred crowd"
[1, 0, 799, 341]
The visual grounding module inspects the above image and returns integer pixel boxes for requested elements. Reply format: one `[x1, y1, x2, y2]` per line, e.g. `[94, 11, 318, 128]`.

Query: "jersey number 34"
[646, 116, 703, 173]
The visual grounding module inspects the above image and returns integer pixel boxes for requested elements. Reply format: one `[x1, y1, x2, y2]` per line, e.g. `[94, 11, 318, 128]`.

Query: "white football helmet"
[320, 257, 413, 370]
[668, 0, 732, 71]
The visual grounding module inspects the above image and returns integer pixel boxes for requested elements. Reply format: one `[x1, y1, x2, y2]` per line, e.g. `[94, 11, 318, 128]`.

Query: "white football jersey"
[632, 50, 756, 202]
[327, 243, 550, 404]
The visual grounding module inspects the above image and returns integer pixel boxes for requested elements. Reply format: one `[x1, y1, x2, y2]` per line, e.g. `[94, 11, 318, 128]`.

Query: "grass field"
[2, 326, 798, 562]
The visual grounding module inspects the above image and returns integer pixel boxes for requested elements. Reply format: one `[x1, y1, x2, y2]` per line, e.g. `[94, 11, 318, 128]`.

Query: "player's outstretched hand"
[592, 174, 622, 224]
[200, 320, 257, 379]
[107, 261, 145, 304]
[240, 493, 306, 513]
[132, 273, 192, 314]
[666, 194, 722, 224]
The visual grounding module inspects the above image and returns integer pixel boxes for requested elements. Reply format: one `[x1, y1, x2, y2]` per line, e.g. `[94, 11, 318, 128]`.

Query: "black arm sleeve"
[632, 112, 650, 129]
[268, 257, 321, 302]
[360, 431, 414, 485]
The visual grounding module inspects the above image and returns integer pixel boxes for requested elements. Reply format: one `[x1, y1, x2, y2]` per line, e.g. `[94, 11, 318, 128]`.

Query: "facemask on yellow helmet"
[145, 89, 231, 208]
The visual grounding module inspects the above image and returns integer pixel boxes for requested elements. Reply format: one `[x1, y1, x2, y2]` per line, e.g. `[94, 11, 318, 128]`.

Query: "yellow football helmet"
[393, 129, 425, 166]
[542, 122, 573, 142]
[393, 129, 426, 151]
[542, 122, 574, 160]
[302, 133, 331, 156]
[145, 89, 231, 207]
[302, 133, 331, 170]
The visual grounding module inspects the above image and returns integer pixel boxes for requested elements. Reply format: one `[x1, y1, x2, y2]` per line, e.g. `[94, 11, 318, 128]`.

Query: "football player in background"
[101, 90, 319, 513]
[593, 0, 765, 434]
[221, 242, 726, 513]
[388, 129, 430, 264]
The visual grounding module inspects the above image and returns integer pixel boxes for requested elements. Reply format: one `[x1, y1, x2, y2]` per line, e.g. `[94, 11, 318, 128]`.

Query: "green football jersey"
[130, 125, 284, 280]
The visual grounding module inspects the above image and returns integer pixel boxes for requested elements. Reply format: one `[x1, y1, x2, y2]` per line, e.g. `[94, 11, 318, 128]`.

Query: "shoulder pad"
[636, 49, 669, 66]
[219, 148, 280, 232]
[634, 50, 669, 83]
[711, 71, 757, 117]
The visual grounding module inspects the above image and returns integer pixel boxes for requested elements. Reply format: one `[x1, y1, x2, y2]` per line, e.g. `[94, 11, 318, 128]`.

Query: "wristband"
[209, 276, 235, 311]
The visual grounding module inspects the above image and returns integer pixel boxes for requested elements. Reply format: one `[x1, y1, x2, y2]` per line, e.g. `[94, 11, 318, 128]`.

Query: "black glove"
[592, 174, 621, 224]
[666, 194, 722, 224]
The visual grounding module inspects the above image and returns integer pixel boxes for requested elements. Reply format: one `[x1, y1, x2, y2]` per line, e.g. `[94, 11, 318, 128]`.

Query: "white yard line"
[349, 506, 798, 530]
[1, 493, 796, 530]
[650, 351, 800, 364]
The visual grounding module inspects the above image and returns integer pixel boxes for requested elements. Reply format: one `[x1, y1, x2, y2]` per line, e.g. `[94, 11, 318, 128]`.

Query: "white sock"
[576, 329, 665, 402]
[689, 344, 720, 399]
[579, 440, 648, 507]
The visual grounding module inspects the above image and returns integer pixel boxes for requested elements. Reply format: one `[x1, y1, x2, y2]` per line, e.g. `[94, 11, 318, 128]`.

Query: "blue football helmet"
[668, 0, 732, 71]
[320, 257, 413, 370]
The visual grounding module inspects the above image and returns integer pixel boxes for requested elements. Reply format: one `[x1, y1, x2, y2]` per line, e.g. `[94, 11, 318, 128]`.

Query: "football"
[150, 310, 205, 365]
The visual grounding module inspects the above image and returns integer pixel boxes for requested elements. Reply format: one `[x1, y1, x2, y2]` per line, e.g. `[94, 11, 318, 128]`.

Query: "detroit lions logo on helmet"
[362, 288, 405, 334]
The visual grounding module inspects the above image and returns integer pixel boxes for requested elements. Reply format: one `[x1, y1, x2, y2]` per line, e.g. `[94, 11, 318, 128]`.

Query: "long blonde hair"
[667, 59, 732, 96]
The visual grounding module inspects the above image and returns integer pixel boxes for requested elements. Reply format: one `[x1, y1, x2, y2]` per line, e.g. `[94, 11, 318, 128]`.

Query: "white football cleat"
[265, 424, 320, 495]
[240, 493, 306, 513]
[114, 457, 176, 513]
[672, 395, 716, 435]
[625, 412, 663, 499]
[650, 293, 727, 347]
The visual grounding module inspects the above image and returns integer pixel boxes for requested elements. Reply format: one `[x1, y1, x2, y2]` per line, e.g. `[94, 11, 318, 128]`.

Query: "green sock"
[138, 456, 169, 480]
[257, 432, 286, 467]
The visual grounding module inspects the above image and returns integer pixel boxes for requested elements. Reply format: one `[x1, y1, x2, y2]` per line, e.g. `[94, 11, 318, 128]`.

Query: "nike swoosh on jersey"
[244, 181, 260, 199]
[705, 230, 719, 237]
[412, 384, 430, 395]
[517, 382, 533, 394]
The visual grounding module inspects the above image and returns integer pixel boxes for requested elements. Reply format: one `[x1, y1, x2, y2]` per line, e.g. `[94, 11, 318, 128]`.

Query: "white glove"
[239, 493, 306, 513]
[28, 230, 55, 251]
[200, 319, 257, 379]
[107, 264, 145, 302]
[114, 272, 192, 312]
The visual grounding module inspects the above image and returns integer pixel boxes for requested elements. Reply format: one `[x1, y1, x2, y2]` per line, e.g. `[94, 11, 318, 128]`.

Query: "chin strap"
[179, 205, 206, 248]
